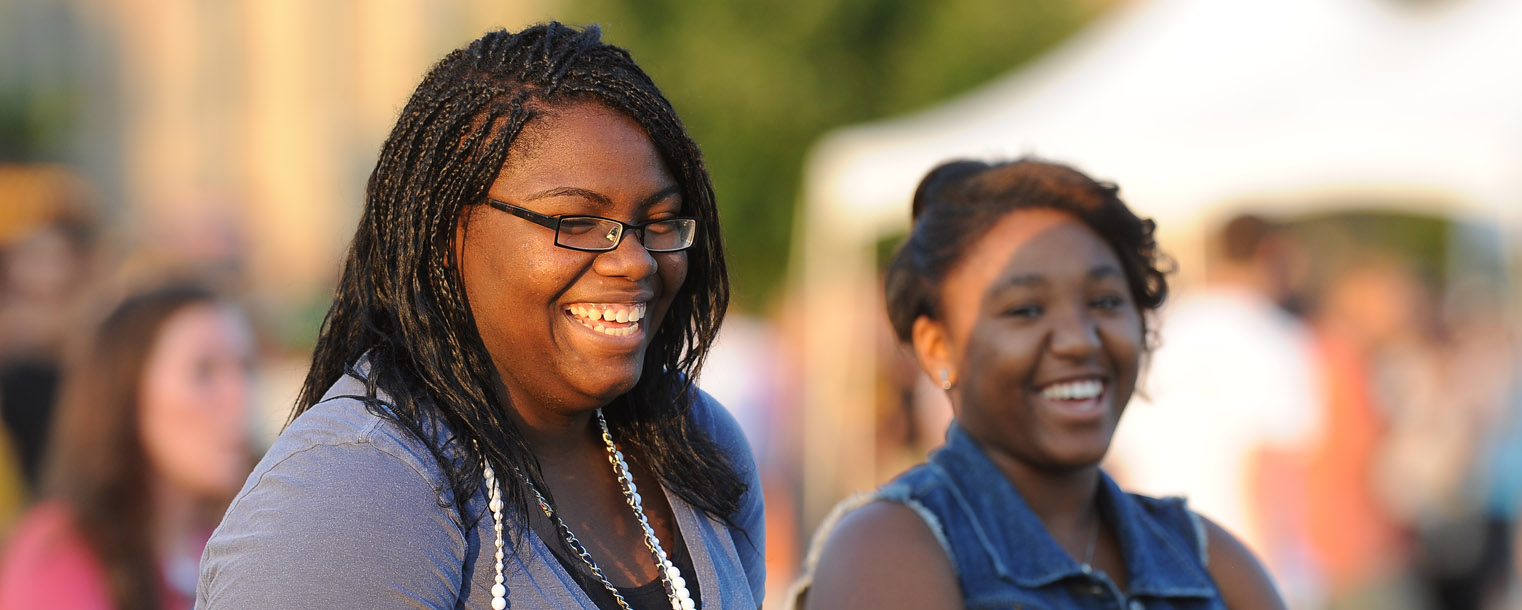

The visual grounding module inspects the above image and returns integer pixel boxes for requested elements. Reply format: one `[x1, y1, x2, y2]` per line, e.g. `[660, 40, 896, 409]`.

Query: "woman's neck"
[990, 452, 1101, 529]
[508, 404, 601, 466]
[978, 442, 1106, 568]
[489, 378, 603, 465]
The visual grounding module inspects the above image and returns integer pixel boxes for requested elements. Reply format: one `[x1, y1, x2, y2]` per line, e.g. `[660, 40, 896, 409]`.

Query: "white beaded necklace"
[480, 409, 695, 610]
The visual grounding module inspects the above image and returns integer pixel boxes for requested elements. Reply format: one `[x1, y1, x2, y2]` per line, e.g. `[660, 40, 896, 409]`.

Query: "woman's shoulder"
[1113, 486, 1287, 608]
[200, 374, 474, 608]
[825, 499, 951, 566]
[0, 502, 112, 610]
[1196, 513, 1289, 610]
[790, 497, 959, 610]
[685, 386, 745, 447]
[682, 386, 761, 475]
[269, 370, 453, 492]
[214, 370, 463, 544]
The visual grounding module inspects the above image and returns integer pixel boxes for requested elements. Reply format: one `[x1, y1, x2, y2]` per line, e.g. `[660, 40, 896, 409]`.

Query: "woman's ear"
[910, 314, 956, 391]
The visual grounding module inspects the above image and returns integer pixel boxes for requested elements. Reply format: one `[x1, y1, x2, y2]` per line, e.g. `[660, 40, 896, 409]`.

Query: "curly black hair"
[294, 22, 741, 540]
[884, 158, 1171, 345]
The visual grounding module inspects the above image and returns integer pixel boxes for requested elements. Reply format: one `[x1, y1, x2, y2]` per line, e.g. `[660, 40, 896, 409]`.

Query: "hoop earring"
[939, 369, 953, 391]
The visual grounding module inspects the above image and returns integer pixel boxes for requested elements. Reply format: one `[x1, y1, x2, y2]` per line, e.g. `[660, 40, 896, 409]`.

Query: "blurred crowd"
[3, 169, 1520, 609]
[1112, 213, 1521, 610]
[0, 164, 257, 609]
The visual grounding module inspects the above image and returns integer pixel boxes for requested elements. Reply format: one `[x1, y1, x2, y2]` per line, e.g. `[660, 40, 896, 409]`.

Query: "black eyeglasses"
[488, 200, 699, 253]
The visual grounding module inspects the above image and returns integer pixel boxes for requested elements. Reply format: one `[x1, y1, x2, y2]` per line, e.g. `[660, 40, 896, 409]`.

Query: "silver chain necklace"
[1078, 511, 1100, 574]
[481, 409, 695, 610]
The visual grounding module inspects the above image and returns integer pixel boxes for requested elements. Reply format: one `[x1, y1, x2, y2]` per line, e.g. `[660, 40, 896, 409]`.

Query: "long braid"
[295, 22, 743, 544]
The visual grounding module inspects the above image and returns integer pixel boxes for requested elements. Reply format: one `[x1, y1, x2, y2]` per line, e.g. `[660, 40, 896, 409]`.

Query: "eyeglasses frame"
[486, 199, 699, 253]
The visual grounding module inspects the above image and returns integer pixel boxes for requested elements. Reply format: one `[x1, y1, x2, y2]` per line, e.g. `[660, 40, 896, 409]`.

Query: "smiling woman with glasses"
[196, 23, 764, 610]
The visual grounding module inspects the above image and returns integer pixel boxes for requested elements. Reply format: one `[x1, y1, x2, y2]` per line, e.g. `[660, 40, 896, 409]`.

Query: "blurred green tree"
[565, 0, 1111, 310]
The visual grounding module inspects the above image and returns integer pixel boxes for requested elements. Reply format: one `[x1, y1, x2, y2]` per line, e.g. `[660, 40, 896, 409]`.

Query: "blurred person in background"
[796, 159, 1284, 609]
[1476, 295, 1522, 608]
[698, 313, 805, 602]
[1371, 276, 1517, 610]
[197, 23, 763, 609]
[1304, 257, 1427, 609]
[0, 282, 256, 610]
[1108, 213, 1324, 607]
[1428, 287, 1518, 609]
[0, 164, 98, 495]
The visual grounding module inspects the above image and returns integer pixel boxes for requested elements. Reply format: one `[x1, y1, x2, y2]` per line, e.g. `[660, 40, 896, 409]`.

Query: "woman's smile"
[1030, 375, 1110, 422]
[564, 301, 649, 339]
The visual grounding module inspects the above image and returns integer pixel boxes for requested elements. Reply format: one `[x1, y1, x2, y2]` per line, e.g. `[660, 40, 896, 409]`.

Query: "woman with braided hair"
[197, 23, 763, 609]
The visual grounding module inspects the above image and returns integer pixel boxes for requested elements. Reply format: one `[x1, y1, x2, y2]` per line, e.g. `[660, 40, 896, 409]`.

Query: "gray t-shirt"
[196, 369, 765, 609]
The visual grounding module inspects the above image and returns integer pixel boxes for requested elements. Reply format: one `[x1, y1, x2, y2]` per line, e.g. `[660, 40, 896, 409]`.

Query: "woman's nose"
[1048, 306, 1100, 360]
[594, 226, 659, 280]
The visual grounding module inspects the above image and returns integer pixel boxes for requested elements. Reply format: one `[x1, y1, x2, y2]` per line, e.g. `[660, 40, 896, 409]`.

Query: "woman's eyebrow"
[996, 274, 1046, 290]
[990, 264, 1124, 292]
[522, 184, 681, 209]
[638, 185, 682, 208]
[1088, 265, 1125, 281]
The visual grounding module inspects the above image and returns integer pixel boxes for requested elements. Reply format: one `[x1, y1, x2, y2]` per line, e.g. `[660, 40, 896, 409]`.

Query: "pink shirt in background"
[0, 501, 192, 610]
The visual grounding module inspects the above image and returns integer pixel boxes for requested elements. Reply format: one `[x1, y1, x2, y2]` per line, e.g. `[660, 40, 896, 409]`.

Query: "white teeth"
[1041, 379, 1103, 401]
[566, 302, 648, 336]
[586, 322, 638, 337]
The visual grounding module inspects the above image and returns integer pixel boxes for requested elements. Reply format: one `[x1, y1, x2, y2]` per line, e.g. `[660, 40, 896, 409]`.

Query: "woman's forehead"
[948, 210, 1121, 296]
[494, 104, 669, 188]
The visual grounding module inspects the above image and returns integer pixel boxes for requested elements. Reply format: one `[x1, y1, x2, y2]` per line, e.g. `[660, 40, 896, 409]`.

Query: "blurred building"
[1, 0, 558, 326]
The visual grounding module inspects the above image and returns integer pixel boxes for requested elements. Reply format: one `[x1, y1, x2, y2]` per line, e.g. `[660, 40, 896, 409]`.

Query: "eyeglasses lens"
[555, 218, 696, 252]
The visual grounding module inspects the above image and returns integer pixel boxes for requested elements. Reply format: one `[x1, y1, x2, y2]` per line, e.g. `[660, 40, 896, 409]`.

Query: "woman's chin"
[574, 369, 643, 407]
[1040, 436, 1116, 471]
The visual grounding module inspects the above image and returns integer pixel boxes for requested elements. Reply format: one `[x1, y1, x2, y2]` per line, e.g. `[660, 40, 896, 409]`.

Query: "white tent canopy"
[793, 0, 1522, 524]
[806, 0, 1522, 235]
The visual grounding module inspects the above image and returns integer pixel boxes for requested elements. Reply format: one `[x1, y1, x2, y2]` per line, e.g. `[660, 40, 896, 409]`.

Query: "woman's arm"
[1201, 515, 1288, 610]
[802, 500, 961, 610]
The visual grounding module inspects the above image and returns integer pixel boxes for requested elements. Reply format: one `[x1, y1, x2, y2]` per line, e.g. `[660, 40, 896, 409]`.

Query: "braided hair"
[294, 23, 741, 538]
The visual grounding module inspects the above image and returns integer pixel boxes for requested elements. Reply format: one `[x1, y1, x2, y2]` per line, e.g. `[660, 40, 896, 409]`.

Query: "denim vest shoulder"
[875, 423, 1225, 610]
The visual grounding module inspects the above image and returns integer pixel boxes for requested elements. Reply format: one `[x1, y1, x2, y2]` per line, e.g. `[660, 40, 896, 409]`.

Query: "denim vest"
[876, 423, 1224, 610]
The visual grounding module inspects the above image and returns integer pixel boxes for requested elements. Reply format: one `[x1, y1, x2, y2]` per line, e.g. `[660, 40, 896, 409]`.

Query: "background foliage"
[564, 0, 1109, 309]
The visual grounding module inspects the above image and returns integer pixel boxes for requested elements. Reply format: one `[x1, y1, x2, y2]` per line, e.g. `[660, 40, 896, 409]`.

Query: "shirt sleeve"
[196, 440, 467, 609]
[690, 389, 766, 605]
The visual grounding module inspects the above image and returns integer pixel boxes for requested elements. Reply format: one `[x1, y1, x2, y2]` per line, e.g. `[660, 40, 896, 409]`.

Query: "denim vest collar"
[930, 422, 1217, 598]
